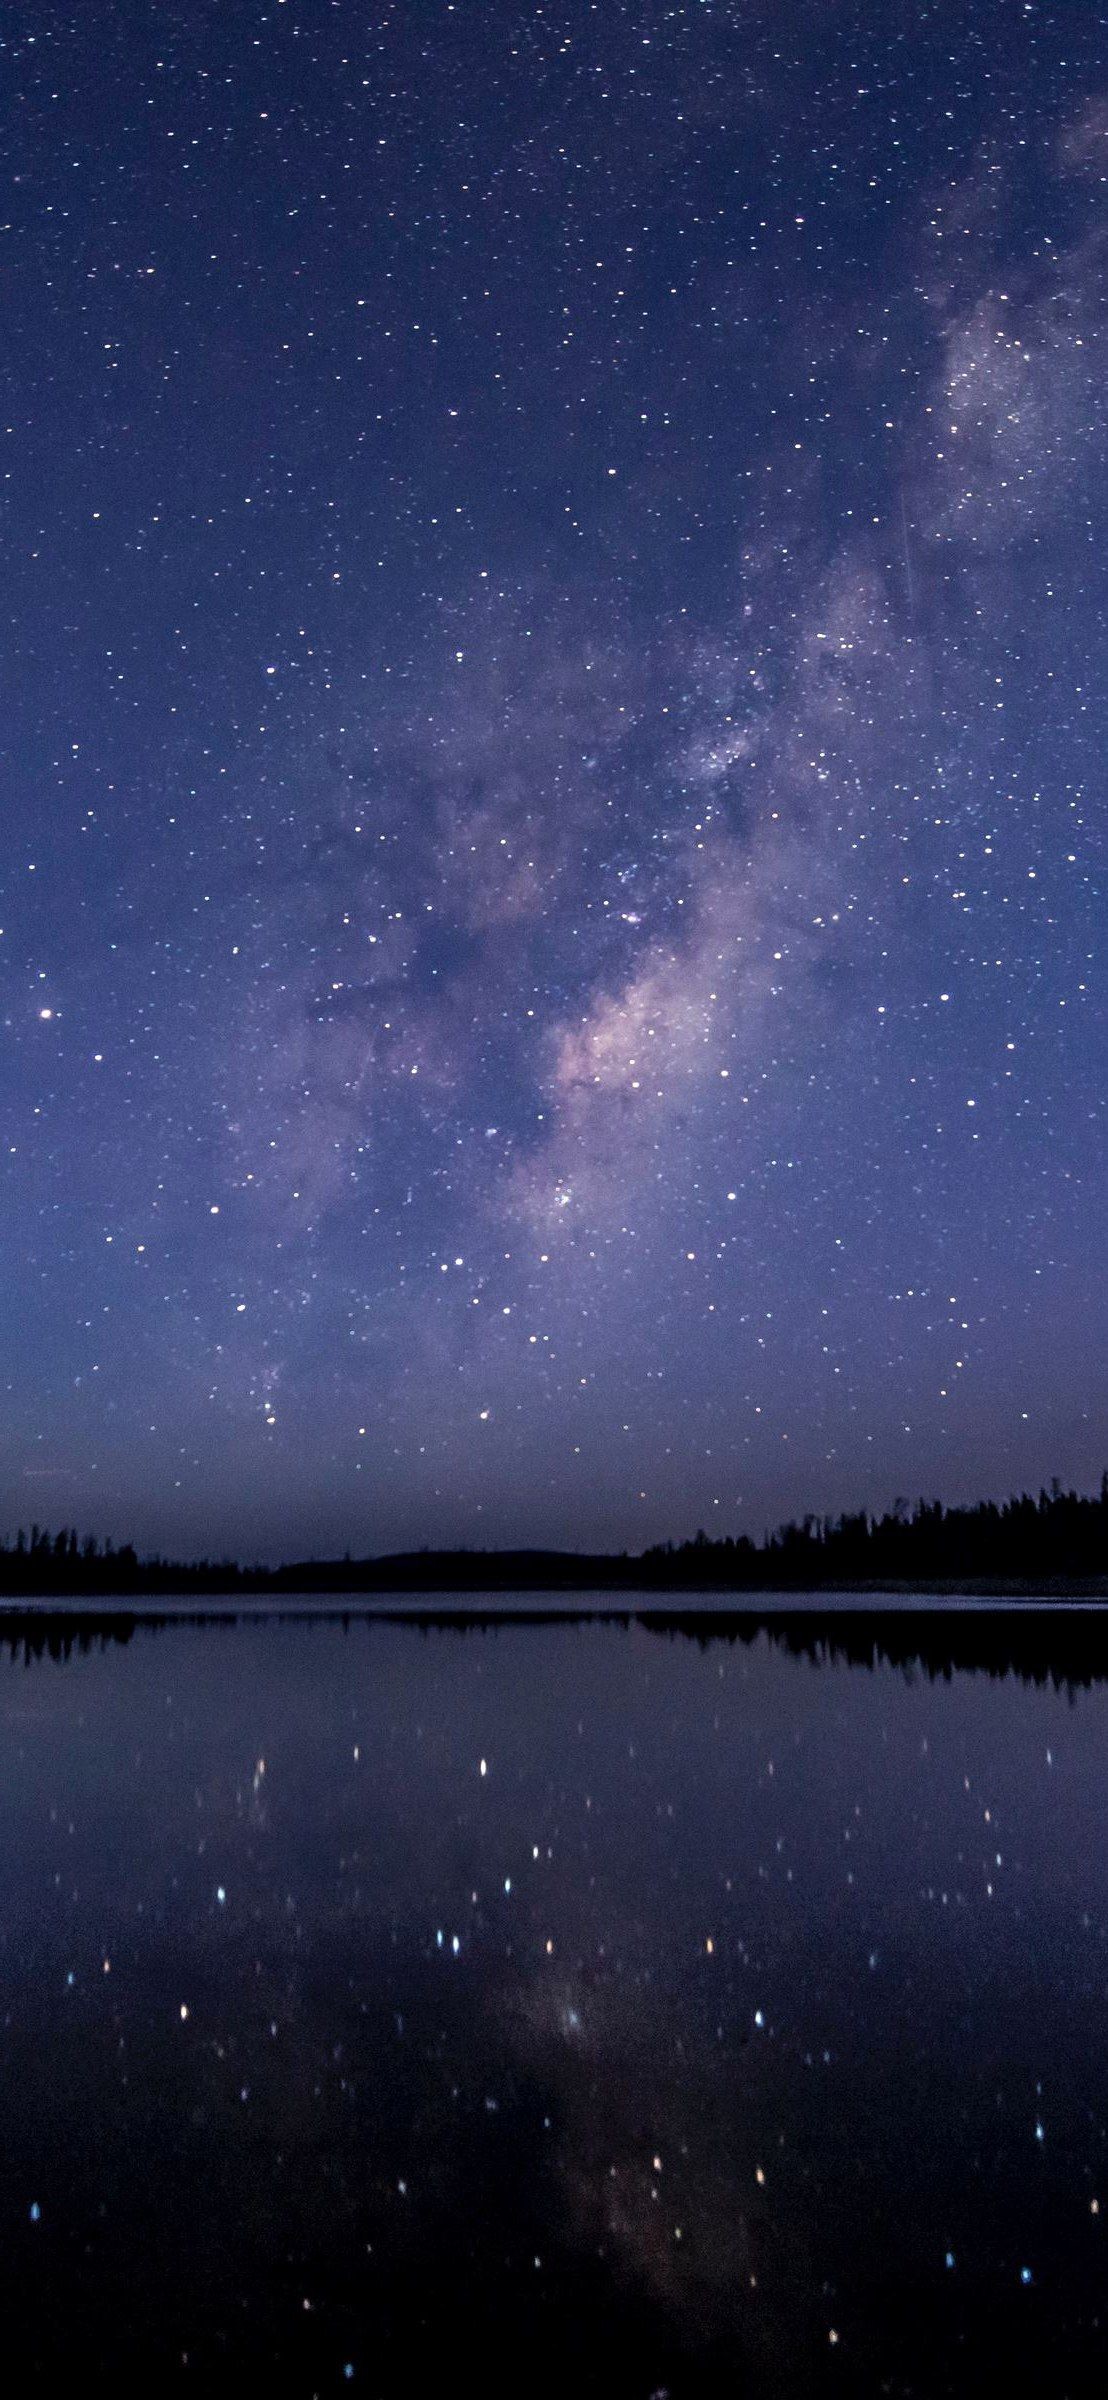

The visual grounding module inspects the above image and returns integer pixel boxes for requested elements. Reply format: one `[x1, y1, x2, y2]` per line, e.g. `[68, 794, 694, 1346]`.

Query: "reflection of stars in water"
[8, 1614, 1107, 2381]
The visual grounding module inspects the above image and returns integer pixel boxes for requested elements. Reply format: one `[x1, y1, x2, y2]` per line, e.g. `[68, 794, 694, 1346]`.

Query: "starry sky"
[2, 0, 1105, 1562]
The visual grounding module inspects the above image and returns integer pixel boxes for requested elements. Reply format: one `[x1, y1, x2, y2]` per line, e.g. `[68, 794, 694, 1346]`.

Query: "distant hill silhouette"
[4, 1476, 1108, 1596]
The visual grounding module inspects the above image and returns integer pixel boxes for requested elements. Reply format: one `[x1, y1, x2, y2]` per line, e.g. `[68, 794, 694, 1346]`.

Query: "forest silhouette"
[4, 1475, 1108, 1597]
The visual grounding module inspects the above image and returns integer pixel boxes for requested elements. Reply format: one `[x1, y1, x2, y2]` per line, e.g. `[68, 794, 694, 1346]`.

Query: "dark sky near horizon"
[1, 0, 1105, 1561]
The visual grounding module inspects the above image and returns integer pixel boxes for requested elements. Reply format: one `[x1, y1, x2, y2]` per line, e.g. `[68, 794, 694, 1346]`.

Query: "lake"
[0, 1601, 1106, 2393]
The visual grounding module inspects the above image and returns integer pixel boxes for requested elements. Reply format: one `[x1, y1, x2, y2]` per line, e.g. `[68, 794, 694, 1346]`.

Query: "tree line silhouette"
[3, 1477, 1108, 1596]
[641, 1474, 1108, 1591]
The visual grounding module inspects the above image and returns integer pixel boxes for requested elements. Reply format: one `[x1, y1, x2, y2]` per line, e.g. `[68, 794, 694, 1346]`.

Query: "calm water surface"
[0, 1605, 1106, 2394]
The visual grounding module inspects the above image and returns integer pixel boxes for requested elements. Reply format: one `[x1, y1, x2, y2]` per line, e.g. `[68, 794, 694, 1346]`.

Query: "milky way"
[2, 2, 1105, 1556]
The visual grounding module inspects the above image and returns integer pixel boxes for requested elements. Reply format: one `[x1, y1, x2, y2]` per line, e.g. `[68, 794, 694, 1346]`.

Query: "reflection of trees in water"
[2, 1602, 1108, 1693]
[354, 1603, 1108, 1692]
[641, 1606, 1105, 1695]
[0, 1611, 139, 1666]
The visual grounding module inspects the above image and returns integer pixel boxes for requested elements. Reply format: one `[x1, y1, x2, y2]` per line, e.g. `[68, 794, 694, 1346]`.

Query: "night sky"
[2, 1, 1105, 1561]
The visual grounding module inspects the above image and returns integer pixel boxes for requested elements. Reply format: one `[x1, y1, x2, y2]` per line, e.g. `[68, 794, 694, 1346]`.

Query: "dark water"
[2, 1607, 1107, 2394]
